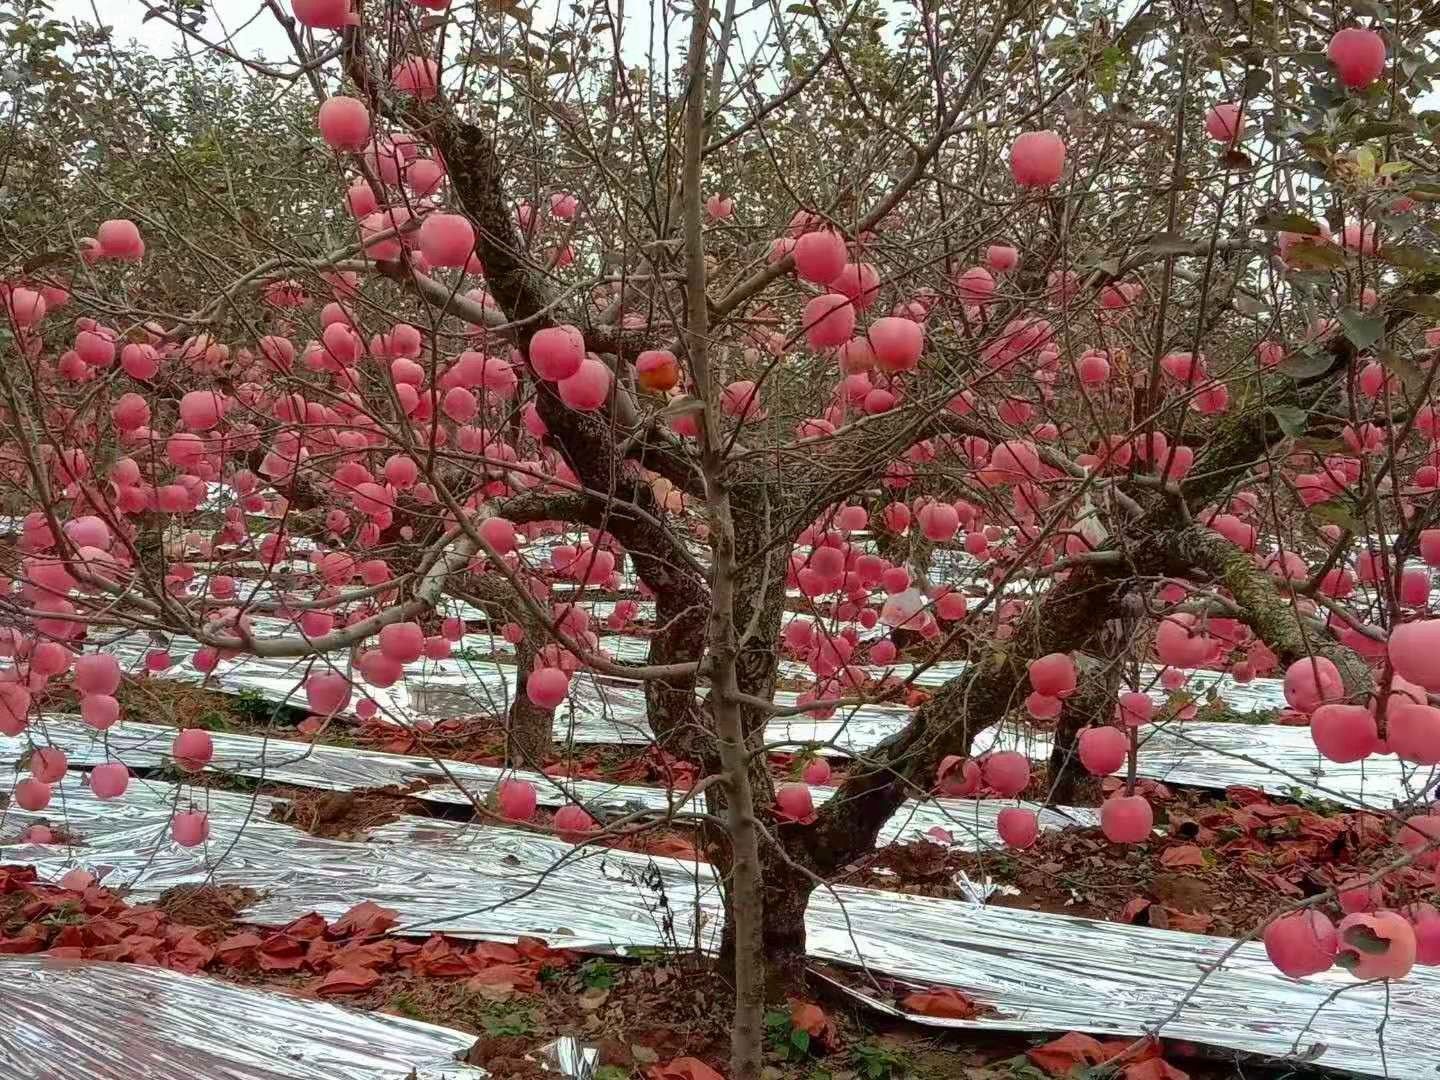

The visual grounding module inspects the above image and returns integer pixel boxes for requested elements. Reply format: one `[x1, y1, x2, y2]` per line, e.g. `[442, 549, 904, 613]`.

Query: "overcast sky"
[45, 0, 720, 73]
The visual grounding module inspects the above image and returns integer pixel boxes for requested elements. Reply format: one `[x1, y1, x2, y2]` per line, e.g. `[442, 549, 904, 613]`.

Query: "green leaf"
[1278, 346, 1336, 379]
[1269, 405, 1309, 437]
[1393, 293, 1440, 318]
[1349, 120, 1413, 140]
[1143, 232, 1196, 255]
[1337, 307, 1384, 350]
[791, 1029, 811, 1054]
[1285, 243, 1347, 270]
[1378, 244, 1440, 273]
[1255, 211, 1321, 234]
[1309, 502, 1365, 532]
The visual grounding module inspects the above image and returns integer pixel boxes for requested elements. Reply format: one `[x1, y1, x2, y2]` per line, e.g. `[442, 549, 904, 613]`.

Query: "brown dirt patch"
[267, 787, 422, 840]
[152, 884, 260, 931]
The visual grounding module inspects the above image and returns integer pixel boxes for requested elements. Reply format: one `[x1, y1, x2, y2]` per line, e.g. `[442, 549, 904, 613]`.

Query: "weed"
[478, 1005, 537, 1037]
[851, 1041, 910, 1080]
[579, 957, 618, 990]
[764, 1009, 815, 1061]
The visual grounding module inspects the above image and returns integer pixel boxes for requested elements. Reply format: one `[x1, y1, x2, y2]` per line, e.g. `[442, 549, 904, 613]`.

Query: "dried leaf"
[1159, 844, 1205, 869]
[1027, 1031, 1107, 1075]
[646, 1058, 725, 1080]
[315, 965, 381, 995]
[330, 900, 398, 939]
[899, 986, 982, 1019]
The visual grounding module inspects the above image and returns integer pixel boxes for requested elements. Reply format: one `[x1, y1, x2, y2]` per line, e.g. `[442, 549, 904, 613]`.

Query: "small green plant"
[579, 957, 618, 989]
[40, 901, 87, 930]
[191, 707, 233, 731]
[764, 1009, 814, 1061]
[385, 991, 428, 1021]
[594, 1067, 630, 1080]
[479, 1006, 537, 1037]
[851, 1041, 909, 1080]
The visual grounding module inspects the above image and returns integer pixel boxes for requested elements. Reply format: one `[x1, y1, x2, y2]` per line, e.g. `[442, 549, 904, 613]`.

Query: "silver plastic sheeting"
[102, 633, 1402, 801]
[4, 775, 1438, 1078]
[806, 886, 1440, 1080]
[973, 719, 1427, 806]
[0, 957, 487, 1080]
[0, 716, 1098, 851]
[1, 775, 723, 953]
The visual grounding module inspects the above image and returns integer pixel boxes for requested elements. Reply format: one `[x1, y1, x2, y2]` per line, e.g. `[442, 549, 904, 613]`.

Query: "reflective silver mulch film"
[80, 627, 1412, 800]
[805, 886, 1440, 1080]
[972, 719, 1427, 806]
[0, 716, 1098, 851]
[0, 775, 723, 953]
[3, 776, 1438, 1078]
[0, 957, 488, 1080]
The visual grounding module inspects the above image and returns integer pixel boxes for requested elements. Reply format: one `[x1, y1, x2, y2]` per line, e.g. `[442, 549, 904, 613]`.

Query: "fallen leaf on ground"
[1027, 1032, 1106, 1075]
[1159, 845, 1205, 869]
[900, 986, 982, 1018]
[1124, 1059, 1190, 1080]
[315, 965, 381, 995]
[647, 1057, 725, 1080]
[330, 900, 398, 938]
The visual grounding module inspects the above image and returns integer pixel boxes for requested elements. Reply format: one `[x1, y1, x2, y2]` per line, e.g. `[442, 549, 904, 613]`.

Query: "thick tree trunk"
[720, 843, 813, 999]
[1047, 662, 1117, 804]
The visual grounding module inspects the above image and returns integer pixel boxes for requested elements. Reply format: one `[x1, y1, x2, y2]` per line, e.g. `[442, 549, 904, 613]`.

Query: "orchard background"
[3, 0, 1440, 1077]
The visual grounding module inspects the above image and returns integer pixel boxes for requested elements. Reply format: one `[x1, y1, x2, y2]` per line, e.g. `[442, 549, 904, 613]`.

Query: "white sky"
[46, 0, 709, 72]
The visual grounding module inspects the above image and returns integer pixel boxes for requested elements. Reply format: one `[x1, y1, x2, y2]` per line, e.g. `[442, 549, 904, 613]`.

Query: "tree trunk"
[1047, 661, 1118, 804]
[720, 844, 813, 999]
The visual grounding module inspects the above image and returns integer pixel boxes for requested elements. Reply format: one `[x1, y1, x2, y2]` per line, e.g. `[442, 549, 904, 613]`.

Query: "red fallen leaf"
[82, 919, 127, 947]
[215, 931, 264, 967]
[315, 965, 381, 995]
[83, 943, 134, 962]
[0, 867, 40, 892]
[45, 946, 86, 960]
[277, 913, 329, 941]
[926, 826, 955, 844]
[644, 836, 704, 861]
[1028, 1032, 1107, 1075]
[305, 939, 340, 970]
[513, 936, 563, 962]
[405, 935, 473, 977]
[646, 1058, 725, 1080]
[899, 987, 981, 1019]
[1124, 1060, 1190, 1080]
[466, 963, 538, 994]
[789, 999, 828, 1036]
[122, 934, 164, 957]
[330, 900, 398, 939]
[1096, 1035, 1159, 1063]
[471, 941, 522, 965]
[328, 940, 396, 971]
[51, 925, 97, 949]
[257, 937, 308, 973]
[162, 934, 215, 974]
[122, 910, 166, 936]
[1159, 844, 1205, 869]
[1119, 897, 1152, 923]
[1225, 785, 1269, 806]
